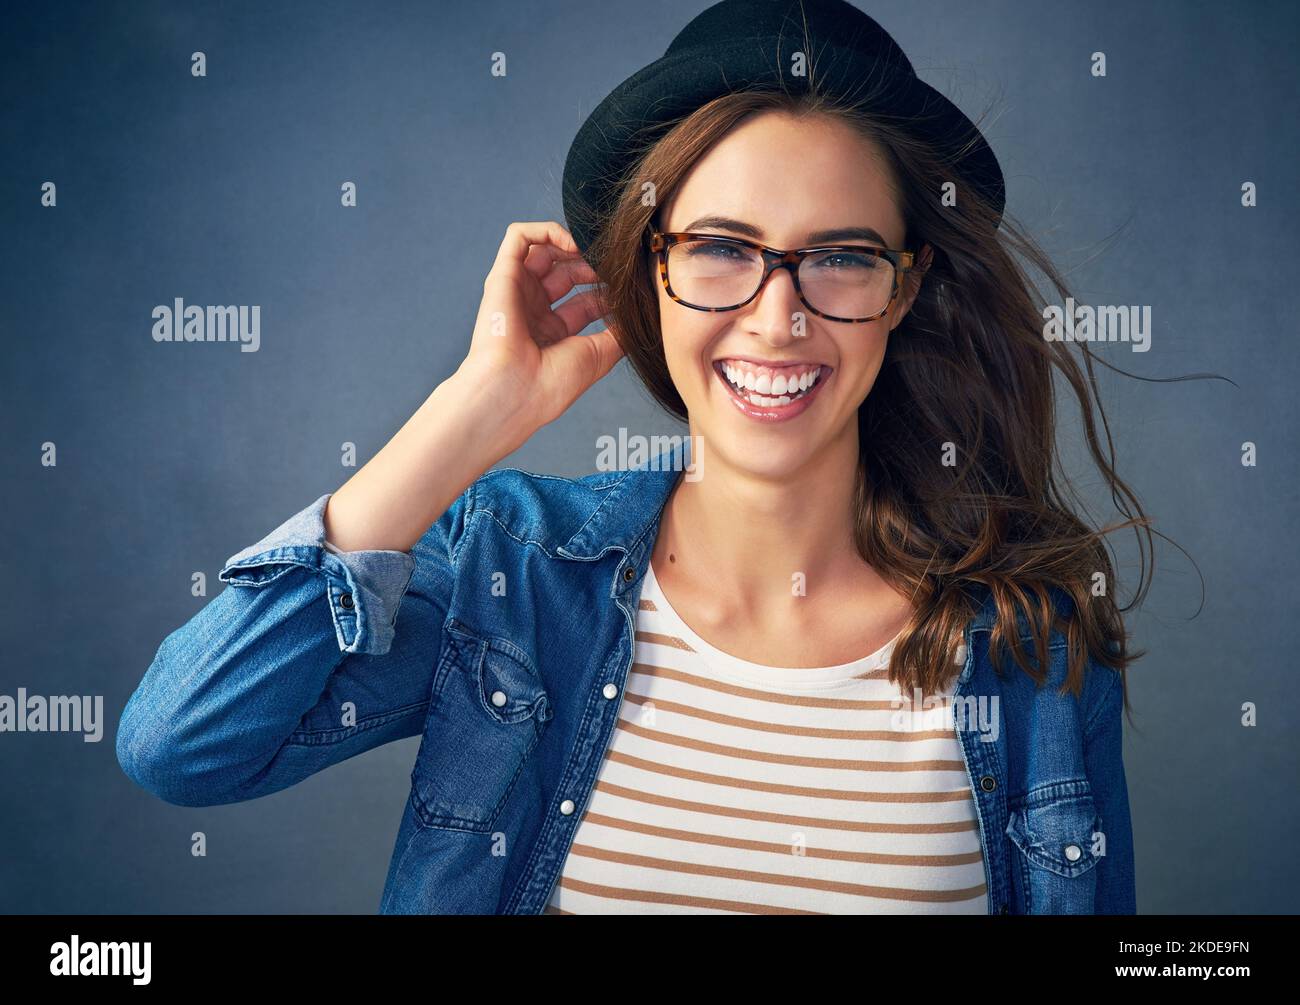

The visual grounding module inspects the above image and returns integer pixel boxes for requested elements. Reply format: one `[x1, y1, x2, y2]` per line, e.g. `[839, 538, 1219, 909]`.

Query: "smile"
[711, 358, 832, 421]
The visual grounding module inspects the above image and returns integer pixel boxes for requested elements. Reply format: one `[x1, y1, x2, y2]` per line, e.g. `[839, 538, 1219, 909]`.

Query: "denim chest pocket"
[409, 618, 553, 833]
[1006, 781, 1103, 914]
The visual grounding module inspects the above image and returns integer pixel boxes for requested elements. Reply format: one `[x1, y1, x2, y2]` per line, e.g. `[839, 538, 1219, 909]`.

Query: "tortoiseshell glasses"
[648, 229, 916, 324]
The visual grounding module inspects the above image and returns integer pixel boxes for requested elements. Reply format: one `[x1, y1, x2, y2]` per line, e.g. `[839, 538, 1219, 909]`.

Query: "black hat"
[562, 0, 1005, 260]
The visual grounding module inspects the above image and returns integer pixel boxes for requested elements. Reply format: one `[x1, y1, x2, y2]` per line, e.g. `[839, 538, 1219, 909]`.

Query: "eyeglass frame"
[646, 228, 918, 324]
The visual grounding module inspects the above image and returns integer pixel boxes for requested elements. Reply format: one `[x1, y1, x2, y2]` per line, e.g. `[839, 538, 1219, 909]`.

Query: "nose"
[747, 263, 804, 342]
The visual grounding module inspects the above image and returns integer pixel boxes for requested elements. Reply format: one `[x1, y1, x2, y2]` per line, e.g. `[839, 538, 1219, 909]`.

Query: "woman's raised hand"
[459, 221, 625, 432]
[322, 222, 625, 554]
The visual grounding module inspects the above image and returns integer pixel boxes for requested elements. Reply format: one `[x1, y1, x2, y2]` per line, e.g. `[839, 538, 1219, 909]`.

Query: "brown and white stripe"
[545, 561, 987, 915]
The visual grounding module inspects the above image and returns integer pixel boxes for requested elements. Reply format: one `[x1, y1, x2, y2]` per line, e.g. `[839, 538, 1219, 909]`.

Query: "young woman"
[117, 0, 1147, 914]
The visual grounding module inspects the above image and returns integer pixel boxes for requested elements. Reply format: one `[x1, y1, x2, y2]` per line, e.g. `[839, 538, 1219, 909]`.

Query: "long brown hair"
[573, 83, 1190, 713]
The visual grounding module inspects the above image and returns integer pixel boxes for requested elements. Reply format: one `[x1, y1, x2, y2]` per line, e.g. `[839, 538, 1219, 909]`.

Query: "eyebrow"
[680, 215, 890, 247]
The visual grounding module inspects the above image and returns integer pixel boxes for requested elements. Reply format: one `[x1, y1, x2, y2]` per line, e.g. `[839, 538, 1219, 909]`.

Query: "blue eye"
[812, 251, 882, 271]
[686, 241, 747, 260]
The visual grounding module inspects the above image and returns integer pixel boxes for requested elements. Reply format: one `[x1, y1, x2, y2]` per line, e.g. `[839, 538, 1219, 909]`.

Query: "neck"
[653, 424, 890, 623]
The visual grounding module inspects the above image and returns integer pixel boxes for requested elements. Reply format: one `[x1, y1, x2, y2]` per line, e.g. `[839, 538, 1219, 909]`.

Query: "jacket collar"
[556, 440, 692, 560]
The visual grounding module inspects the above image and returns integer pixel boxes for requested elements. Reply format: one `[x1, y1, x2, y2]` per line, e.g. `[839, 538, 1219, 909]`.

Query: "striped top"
[544, 559, 988, 915]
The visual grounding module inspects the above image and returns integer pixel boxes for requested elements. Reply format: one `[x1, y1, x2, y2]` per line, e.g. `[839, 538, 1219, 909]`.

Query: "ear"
[889, 242, 933, 331]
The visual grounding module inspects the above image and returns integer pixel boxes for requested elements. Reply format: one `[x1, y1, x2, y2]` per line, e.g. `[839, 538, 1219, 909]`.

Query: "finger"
[539, 258, 601, 304]
[552, 287, 609, 339]
[523, 241, 578, 280]
[493, 221, 579, 275]
[527, 249, 600, 309]
[530, 304, 573, 348]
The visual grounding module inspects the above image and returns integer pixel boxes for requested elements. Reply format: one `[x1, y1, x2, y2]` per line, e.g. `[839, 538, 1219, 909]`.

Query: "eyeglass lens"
[666, 239, 896, 319]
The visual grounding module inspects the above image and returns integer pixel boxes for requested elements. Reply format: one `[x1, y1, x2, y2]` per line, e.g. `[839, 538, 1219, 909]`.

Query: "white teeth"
[718, 362, 823, 407]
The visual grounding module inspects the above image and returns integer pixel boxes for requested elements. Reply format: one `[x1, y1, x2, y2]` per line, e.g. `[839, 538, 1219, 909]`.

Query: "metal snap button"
[979, 775, 996, 792]
[1064, 843, 1082, 862]
[602, 683, 618, 699]
[623, 566, 636, 582]
[491, 690, 508, 708]
[339, 592, 354, 610]
[560, 799, 576, 815]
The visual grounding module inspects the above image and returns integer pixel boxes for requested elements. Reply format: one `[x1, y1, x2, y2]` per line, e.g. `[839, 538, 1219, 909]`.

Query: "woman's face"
[655, 110, 928, 478]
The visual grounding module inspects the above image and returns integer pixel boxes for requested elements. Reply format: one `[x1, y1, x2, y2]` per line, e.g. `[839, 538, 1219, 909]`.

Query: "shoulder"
[972, 583, 1122, 709]
[462, 464, 625, 555]
[968, 581, 1078, 650]
[471, 465, 624, 516]
[1036, 586, 1125, 725]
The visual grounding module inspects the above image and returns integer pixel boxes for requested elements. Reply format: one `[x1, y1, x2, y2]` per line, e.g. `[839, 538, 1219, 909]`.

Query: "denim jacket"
[116, 441, 1136, 915]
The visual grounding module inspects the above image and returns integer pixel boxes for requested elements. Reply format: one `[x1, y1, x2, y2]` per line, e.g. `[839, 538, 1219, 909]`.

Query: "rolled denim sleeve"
[1083, 664, 1137, 914]
[116, 484, 474, 808]
[219, 493, 416, 656]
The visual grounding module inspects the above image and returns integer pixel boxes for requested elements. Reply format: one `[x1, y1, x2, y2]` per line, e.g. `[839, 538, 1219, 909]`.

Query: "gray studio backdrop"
[2, 0, 1296, 914]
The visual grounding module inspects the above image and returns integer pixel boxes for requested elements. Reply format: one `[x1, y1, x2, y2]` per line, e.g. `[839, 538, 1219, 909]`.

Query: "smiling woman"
[576, 76, 1155, 694]
[118, 0, 1148, 916]
[551, 1, 1153, 912]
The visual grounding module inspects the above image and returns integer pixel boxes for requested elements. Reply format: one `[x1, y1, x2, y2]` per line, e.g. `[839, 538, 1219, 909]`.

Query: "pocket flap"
[1006, 784, 1103, 879]
[444, 620, 551, 725]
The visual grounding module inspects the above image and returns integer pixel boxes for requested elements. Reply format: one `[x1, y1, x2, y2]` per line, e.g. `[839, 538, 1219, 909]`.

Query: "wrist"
[432, 367, 536, 458]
